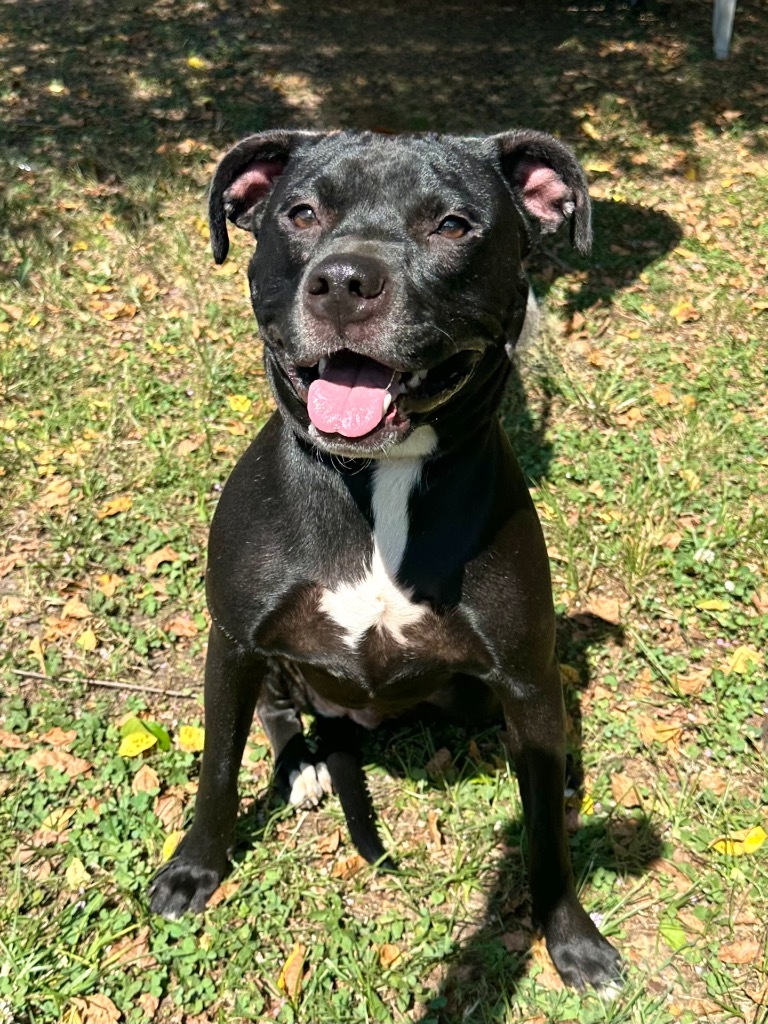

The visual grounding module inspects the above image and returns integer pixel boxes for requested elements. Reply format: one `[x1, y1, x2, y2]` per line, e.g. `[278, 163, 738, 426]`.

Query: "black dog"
[149, 129, 621, 991]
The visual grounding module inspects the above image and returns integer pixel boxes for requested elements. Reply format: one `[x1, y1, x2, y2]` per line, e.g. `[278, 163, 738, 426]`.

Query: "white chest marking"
[319, 426, 437, 649]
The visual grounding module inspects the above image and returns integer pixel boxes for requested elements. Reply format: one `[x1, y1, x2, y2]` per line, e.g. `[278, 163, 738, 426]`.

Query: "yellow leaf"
[118, 730, 157, 757]
[651, 385, 675, 407]
[711, 826, 767, 856]
[580, 121, 601, 140]
[724, 646, 763, 675]
[65, 857, 91, 889]
[378, 943, 402, 968]
[77, 628, 98, 651]
[95, 573, 121, 597]
[675, 246, 699, 260]
[697, 599, 730, 612]
[580, 793, 595, 815]
[63, 596, 91, 619]
[186, 55, 210, 70]
[680, 468, 701, 492]
[226, 394, 252, 414]
[96, 495, 133, 519]
[178, 725, 205, 753]
[684, 166, 698, 181]
[28, 312, 42, 328]
[29, 636, 46, 674]
[277, 943, 306, 1000]
[162, 831, 183, 862]
[670, 300, 700, 324]
[584, 159, 614, 173]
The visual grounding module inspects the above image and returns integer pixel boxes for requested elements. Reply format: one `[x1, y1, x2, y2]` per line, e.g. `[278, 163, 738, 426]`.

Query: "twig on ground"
[9, 668, 197, 700]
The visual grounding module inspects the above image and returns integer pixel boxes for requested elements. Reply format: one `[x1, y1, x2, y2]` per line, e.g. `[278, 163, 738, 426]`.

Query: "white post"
[713, 0, 737, 60]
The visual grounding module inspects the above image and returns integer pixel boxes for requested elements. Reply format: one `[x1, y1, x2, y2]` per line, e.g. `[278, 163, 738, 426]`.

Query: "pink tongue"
[308, 360, 392, 438]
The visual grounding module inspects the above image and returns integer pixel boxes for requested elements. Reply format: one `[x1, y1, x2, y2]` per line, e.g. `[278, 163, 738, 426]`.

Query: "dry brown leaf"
[669, 997, 723, 1017]
[425, 747, 452, 780]
[718, 938, 759, 964]
[615, 406, 645, 428]
[176, 436, 203, 457]
[675, 669, 710, 696]
[62, 596, 91, 619]
[153, 793, 184, 830]
[0, 729, 28, 750]
[0, 595, 25, 615]
[136, 993, 160, 1019]
[107, 926, 156, 971]
[131, 764, 160, 795]
[378, 943, 402, 968]
[330, 853, 367, 879]
[637, 716, 682, 747]
[96, 495, 133, 519]
[316, 829, 342, 856]
[751, 590, 768, 615]
[530, 935, 565, 990]
[427, 808, 443, 849]
[651, 385, 676, 406]
[0, 555, 17, 577]
[277, 942, 306, 1000]
[144, 545, 180, 575]
[68, 994, 121, 1024]
[28, 748, 92, 778]
[610, 772, 643, 809]
[162, 613, 199, 638]
[95, 573, 121, 598]
[38, 477, 73, 509]
[208, 880, 240, 907]
[40, 726, 77, 748]
[698, 768, 728, 797]
[582, 595, 623, 625]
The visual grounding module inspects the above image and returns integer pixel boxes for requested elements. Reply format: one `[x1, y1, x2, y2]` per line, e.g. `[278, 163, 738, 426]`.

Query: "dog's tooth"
[318, 356, 328, 375]
[382, 393, 392, 414]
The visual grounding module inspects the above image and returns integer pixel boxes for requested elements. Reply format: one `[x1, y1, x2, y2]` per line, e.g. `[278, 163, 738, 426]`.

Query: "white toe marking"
[596, 980, 623, 1003]
[320, 426, 436, 649]
[288, 762, 330, 808]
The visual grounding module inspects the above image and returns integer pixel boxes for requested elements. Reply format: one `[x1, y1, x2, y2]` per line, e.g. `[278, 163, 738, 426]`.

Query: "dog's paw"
[288, 761, 333, 809]
[148, 845, 226, 920]
[545, 905, 623, 991]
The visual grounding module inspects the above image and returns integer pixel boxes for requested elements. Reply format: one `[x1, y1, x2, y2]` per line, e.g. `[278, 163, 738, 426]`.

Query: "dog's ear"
[487, 130, 591, 255]
[208, 130, 324, 264]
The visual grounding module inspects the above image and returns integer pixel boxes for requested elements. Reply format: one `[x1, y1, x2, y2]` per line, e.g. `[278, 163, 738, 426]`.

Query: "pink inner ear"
[515, 160, 569, 226]
[226, 159, 286, 204]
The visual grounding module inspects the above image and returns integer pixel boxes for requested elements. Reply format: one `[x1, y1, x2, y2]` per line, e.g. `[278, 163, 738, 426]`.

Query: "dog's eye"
[435, 215, 471, 240]
[289, 205, 318, 230]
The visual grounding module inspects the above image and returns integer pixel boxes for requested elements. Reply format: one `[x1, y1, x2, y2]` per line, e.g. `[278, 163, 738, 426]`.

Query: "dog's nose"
[304, 253, 388, 327]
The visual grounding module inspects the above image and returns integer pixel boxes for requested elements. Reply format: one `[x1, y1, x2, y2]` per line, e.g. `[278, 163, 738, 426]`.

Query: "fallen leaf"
[38, 477, 73, 509]
[427, 808, 443, 849]
[118, 730, 157, 757]
[637, 717, 682, 747]
[651, 385, 675, 406]
[77, 628, 98, 651]
[0, 729, 29, 749]
[675, 669, 710, 696]
[67, 994, 121, 1024]
[62, 596, 91, 619]
[162, 613, 199, 638]
[28, 748, 92, 778]
[277, 942, 306, 1000]
[208, 880, 240, 907]
[723, 646, 763, 675]
[177, 724, 205, 752]
[131, 764, 160, 794]
[226, 394, 252, 414]
[154, 793, 185, 830]
[40, 726, 77, 748]
[162, 831, 183, 861]
[65, 857, 92, 889]
[680, 468, 701, 492]
[330, 853, 367, 879]
[106, 926, 156, 971]
[582, 595, 623, 624]
[136, 994, 160, 1019]
[610, 772, 643, 809]
[378, 943, 402, 968]
[711, 826, 767, 856]
[316, 829, 341, 856]
[176, 436, 203, 457]
[718, 938, 760, 965]
[0, 554, 17, 577]
[698, 598, 730, 612]
[144, 545, 180, 575]
[95, 573, 121, 597]
[698, 767, 728, 797]
[670, 300, 700, 324]
[29, 636, 46, 674]
[96, 495, 133, 519]
[425, 747, 452, 780]
[751, 590, 768, 615]
[41, 807, 76, 831]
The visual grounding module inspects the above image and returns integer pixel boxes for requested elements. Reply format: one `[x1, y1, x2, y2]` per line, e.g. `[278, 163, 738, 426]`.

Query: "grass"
[1, 0, 767, 1021]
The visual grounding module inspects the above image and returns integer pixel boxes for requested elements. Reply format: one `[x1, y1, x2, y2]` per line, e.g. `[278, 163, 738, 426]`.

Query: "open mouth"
[285, 349, 480, 442]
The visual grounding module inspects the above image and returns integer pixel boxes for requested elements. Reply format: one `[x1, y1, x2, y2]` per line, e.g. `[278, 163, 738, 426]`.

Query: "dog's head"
[209, 130, 590, 457]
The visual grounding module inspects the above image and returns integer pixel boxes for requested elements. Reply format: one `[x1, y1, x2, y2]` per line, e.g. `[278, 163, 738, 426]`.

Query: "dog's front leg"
[499, 660, 622, 991]
[149, 622, 262, 918]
